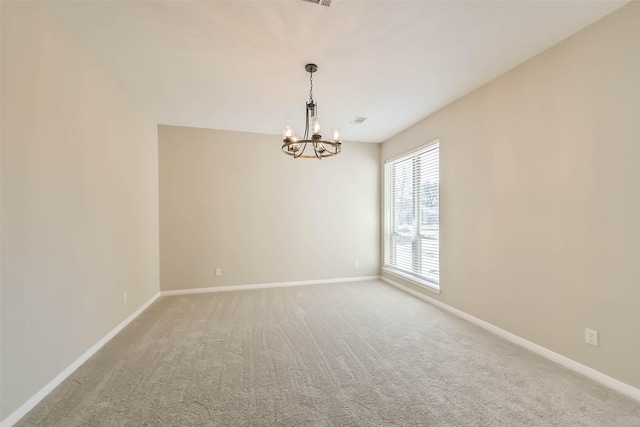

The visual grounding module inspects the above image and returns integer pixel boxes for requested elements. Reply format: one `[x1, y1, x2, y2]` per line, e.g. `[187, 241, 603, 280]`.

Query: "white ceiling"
[44, 0, 627, 143]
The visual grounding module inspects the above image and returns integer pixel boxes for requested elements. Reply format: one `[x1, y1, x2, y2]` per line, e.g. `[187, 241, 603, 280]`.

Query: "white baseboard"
[2, 276, 377, 426]
[380, 276, 640, 403]
[160, 275, 380, 296]
[5, 275, 638, 427]
[1, 292, 161, 427]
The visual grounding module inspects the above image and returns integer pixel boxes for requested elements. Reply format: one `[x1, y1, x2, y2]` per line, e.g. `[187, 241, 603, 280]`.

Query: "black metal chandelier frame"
[282, 64, 341, 159]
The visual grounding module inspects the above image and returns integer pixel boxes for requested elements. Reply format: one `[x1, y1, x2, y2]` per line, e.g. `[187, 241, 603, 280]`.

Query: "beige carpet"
[18, 280, 640, 426]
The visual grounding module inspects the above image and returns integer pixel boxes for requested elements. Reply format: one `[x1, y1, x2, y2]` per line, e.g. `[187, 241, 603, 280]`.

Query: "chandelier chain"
[309, 72, 314, 102]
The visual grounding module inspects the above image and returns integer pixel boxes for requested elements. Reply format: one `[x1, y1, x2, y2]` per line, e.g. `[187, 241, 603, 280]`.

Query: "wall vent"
[301, 0, 331, 7]
[350, 116, 368, 124]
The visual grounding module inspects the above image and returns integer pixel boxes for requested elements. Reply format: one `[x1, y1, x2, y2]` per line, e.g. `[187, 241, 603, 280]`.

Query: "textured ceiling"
[45, 1, 627, 143]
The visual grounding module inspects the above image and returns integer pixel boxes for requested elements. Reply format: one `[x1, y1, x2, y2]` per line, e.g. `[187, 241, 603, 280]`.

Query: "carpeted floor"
[18, 280, 640, 426]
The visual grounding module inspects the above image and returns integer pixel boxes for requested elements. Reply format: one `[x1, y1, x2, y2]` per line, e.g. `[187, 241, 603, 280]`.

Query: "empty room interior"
[2, 0, 640, 425]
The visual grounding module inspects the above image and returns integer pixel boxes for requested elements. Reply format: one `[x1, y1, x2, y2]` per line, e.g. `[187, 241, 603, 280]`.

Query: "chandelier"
[282, 64, 341, 159]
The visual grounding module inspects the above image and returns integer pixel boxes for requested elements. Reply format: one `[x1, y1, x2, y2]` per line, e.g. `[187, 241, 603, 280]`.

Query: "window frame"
[383, 139, 440, 293]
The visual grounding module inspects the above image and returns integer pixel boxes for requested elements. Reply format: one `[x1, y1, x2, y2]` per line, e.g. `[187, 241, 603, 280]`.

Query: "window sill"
[382, 268, 441, 294]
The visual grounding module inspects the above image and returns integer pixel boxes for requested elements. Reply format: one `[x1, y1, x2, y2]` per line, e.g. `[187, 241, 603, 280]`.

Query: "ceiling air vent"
[350, 116, 368, 124]
[301, 0, 331, 6]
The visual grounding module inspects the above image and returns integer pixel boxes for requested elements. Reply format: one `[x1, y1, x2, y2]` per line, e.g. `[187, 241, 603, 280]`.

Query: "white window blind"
[384, 141, 439, 288]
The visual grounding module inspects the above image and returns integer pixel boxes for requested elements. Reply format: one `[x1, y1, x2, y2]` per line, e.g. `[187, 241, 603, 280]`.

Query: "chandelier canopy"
[282, 64, 341, 159]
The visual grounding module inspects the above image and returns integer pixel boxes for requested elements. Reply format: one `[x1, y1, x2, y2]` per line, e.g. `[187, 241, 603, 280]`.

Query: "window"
[384, 141, 439, 290]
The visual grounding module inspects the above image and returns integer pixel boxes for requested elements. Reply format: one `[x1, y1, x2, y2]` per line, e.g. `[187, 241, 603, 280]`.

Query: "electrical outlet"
[123, 292, 128, 304]
[215, 268, 222, 277]
[585, 328, 598, 346]
[354, 261, 359, 268]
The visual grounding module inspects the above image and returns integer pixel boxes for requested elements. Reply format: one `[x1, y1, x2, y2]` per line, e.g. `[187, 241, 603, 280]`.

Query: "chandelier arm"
[295, 141, 308, 158]
[304, 103, 310, 140]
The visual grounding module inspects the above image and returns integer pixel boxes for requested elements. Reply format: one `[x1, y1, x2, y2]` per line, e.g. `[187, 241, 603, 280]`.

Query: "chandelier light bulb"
[283, 121, 294, 140]
[291, 135, 300, 152]
[331, 127, 341, 143]
[311, 116, 322, 136]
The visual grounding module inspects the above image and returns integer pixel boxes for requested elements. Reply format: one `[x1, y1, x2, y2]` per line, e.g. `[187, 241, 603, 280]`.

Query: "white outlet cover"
[585, 328, 598, 346]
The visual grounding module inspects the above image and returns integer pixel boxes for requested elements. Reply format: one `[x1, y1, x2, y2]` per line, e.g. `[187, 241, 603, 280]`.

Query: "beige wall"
[159, 125, 380, 291]
[1, 2, 160, 419]
[381, 2, 640, 389]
